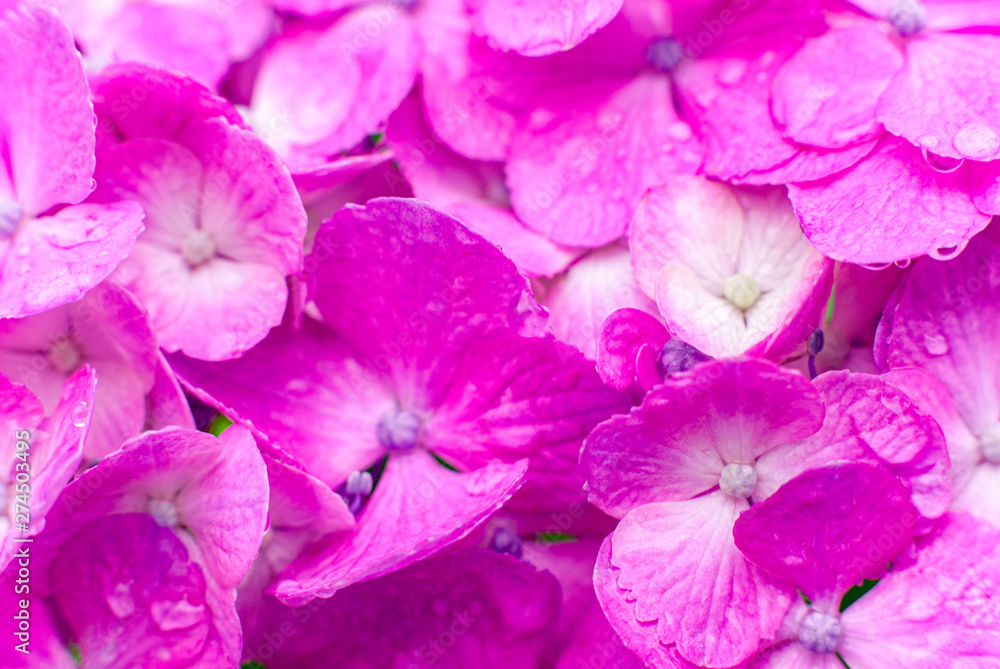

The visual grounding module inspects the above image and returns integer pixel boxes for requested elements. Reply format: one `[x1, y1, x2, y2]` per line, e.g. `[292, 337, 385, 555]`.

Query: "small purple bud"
[798, 611, 841, 654]
[807, 329, 825, 357]
[489, 527, 523, 559]
[660, 339, 711, 377]
[377, 408, 422, 451]
[647, 37, 686, 73]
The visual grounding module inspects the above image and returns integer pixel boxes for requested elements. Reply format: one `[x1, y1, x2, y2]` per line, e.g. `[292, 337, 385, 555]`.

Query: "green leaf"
[839, 578, 879, 612]
[826, 287, 836, 326]
[536, 532, 577, 544]
[242, 662, 267, 669]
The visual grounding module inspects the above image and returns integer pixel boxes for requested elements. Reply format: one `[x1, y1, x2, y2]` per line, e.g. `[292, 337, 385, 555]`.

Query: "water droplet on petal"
[894, 258, 911, 268]
[71, 401, 91, 427]
[921, 148, 964, 173]
[717, 59, 747, 86]
[929, 239, 968, 261]
[954, 123, 1000, 161]
[923, 332, 949, 355]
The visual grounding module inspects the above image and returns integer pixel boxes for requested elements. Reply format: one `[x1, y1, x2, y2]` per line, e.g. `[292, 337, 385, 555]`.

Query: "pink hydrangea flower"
[629, 175, 834, 360]
[581, 358, 949, 667]
[88, 64, 307, 361]
[0, 1, 145, 319]
[170, 198, 627, 603]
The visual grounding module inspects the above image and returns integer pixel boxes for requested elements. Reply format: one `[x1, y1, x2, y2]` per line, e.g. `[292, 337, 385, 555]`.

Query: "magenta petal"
[168, 318, 394, 490]
[612, 494, 794, 667]
[838, 513, 1000, 667]
[0, 202, 145, 319]
[307, 198, 546, 392]
[469, 0, 624, 56]
[596, 308, 670, 391]
[878, 32, 1000, 162]
[734, 462, 917, 607]
[248, 551, 560, 668]
[771, 22, 902, 149]
[271, 450, 527, 604]
[507, 74, 702, 247]
[788, 135, 990, 263]
[582, 358, 825, 518]
[49, 513, 241, 667]
[970, 159, 1000, 216]
[0, 2, 95, 215]
[0, 565, 75, 667]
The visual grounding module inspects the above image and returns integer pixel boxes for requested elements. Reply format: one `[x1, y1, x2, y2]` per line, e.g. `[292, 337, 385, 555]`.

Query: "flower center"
[798, 611, 841, 654]
[377, 408, 422, 451]
[647, 37, 686, 72]
[888, 0, 926, 36]
[979, 424, 1000, 464]
[181, 229, 217, 267]
[47, 336, 83, 374]
[719, 463, 756, 498]
[148, 499, 180, 527]
[0, 199, 23, 237]
[723, 274, 761, 311]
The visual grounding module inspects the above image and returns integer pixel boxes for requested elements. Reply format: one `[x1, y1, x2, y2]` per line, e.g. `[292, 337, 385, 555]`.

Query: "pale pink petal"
[878, 33, 1000, 162]
[542, 244, 659, 359]
[469, 0, 624, 56]
[788, 135, 990, 263]
[970, 159, 1000, 216]
[611, 494, 794, 667]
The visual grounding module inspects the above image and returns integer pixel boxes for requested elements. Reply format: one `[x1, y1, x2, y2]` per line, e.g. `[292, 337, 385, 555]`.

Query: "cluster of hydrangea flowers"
[1, 0, 999, 666]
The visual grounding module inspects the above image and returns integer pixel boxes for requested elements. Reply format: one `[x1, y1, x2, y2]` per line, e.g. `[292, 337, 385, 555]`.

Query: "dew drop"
[923, 333, 949, 356]
[894, 258, 911, 269]
[921, 148, 964, 173]
[71, 401, 91, 427]
[928, 239, 968, 261]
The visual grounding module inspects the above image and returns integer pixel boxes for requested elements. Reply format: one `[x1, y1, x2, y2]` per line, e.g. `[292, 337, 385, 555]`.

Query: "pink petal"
[771, 22, 902, 149]
[878, 32, 1000, 162]
[788, 135, 990, 263]
[582, 358, 825, 518]
[49, 513, 241, 667]
[970, 159, 1000, 216]
[251, 6, 421, 168]
[0, 2, 95, 215]
[271, 450, 527, 604]
[469, 0, 624, 56]
[0, 202, 144, 318]
[95, 3, 231, 88]
[838, 513, 1000, 667]
[611, 493, 794, 667]
[596, 308, 670, 390]
[734, 462, 917, 608]
[542, 244, 659, 360]
[507, 74, 702, 247]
